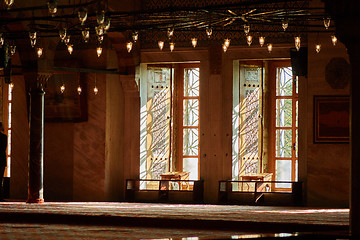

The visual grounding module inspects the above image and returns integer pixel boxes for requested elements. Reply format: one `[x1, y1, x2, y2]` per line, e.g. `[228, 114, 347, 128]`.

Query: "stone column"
[26, 73, 51, 203]
[322, 0, 360, 236]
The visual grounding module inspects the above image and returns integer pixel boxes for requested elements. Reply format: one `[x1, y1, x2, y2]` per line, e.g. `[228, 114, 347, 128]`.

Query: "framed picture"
[314, 95, 349, 143]
[44, 73, 87, 122]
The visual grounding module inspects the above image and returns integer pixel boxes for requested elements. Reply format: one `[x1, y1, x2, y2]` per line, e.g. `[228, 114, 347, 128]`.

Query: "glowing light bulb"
[224, 39, 230, 48]
[82, 29, 90, 43]
[97, 35, 104, 44]
[246, 35, 252, 46]
[77, 85, 82, 95]
[259, 36, 265, 47]
[0, 33, 4, 47]
[60, 84, 65, 93]
[206, 26, 212, 38]
[29, 31, 37, 40]
[126, 42, 133, 53]
[267, 43, 273, 53]
[37, 47, 43, 58]
[222, 44, 228, 53]
[158, 41, 164, 50]
[96, 46, 102, 57]
[64, 35, 70, 45]
[59, 28, 67, 42]
[169, 42, 175, 52]
[78, 8, 88, 24]
[191, 38, 197, 48]
[96, 10, 105, 25]
[30, 39, 37, 48]
[167, 28, 174, 39]
[132, 31, 139, 42]
[282, 19, 288, 31]
[9, 82, 14, 89]
[67, 44, 73, 54]
[95, 25, 104, 36]
[4, 0, 14, 8]
[294, 36, 301, 51]
[331, 35, 337, 46]
[47, 0, 58, 16]
[244, 24, 250, 35]
[103, 18, 111, 32]
[315, 43, 321, 53]
[9, 45, 16, 56]
[94, 86, 99, 95]
[324, 17, 331, 29]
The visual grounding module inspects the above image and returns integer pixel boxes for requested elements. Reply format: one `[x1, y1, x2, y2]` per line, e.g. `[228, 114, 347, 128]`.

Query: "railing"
[126, 179, 204, 203]
[219, 180, 302, 206]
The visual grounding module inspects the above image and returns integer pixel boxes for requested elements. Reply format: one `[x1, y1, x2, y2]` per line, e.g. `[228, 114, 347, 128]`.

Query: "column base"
[26, 198, 45, 204]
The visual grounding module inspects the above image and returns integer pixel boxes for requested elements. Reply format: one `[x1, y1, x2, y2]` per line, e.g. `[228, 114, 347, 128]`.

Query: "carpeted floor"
[0, 202, 350, 239]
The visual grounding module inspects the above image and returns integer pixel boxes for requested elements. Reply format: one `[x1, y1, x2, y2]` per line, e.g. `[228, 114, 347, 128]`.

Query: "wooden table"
[240, 173, 273, 192]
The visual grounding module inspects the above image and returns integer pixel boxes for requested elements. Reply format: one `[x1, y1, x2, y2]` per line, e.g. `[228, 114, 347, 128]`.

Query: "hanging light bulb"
[30, 39, 37, 48]
[158, 41, 164, 50]
[169, 42, 175, 52]
[96, 10, 105, 25]
[222, 43, 228, 53]
[60, 84, 65, 93]
[191, 38, 197, 48]
[267, 43, 273, 53]
[126, 42, 133, 53]
[132, 31, 139, 42]
[64, 35, 70, 45]
[78, 7, 88, 25]
[47, 0, 58, 17]
[0, 33, 4, 47]
[331, 35, 337, 46]
[323, 17, 331, 29]
[94, 86, 99, 95]
[67, 44, 73, 54]
[82, 28, 90, 43]
[224, 39, 230, 48]
[9, 44, 16, 56]
[96, 46, 102, 57]
[282, 19, 289, 31]
[4, 0, 14, 9]
[29, 31, 37, 40]
[244, 24, 250, 35]
[97, 35, 104, 44]
[259, 36, 265, 47]
[9, 82, 14, 89]
[206, 26, 212, 38]
[315, 43, 321, 53]
[36, 47, 43, 58]
[246, 35, 252, 46]
[77, 85, 82, 95]
[95, 25, 104, 37]
[103, 18, 111, 32]
[59, 28, 67, 42]
[294, 36, 301, 51]
[167, 28, 174, 39]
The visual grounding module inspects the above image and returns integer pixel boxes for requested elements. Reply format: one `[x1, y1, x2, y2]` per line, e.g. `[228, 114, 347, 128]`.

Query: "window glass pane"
[184, 68, 199, 97]
[276, 129, 292, 158]
[295, 76, 298, 95]
[183, 99, 199, 126]
[276, 99, 292, 127]
[183, 128, 199, 156]
[275, 160, 292, 188]
[295, 160, 298, 182]
[296, 100, 298, 128]
[276, 67, 293, 96]
[183, 158, 198, 180]
[7, 130, 11, 156]
[296, 129, 298, 158]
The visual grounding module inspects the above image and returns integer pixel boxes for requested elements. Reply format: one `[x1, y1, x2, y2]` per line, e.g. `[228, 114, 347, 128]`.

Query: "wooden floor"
[0, 201, 350, 239]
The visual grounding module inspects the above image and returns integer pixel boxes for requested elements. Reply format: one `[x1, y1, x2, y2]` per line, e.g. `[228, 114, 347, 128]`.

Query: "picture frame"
[44, 73, 87, 122]
[314, 95, 349, 143]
